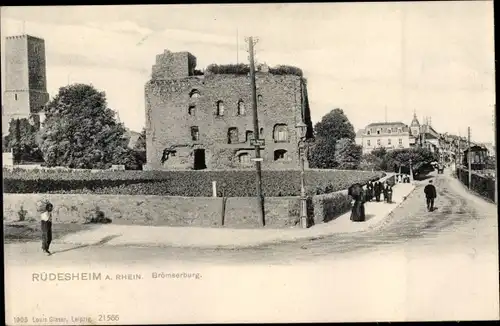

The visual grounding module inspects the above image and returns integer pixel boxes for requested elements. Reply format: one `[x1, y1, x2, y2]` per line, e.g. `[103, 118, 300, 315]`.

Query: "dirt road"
[4, 170, 499, 323]
[5, 170, 497, 265]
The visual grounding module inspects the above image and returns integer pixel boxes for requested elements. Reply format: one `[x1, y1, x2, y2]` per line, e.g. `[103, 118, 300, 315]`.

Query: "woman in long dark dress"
[366, 181, 373, 202]
[349, 183, 366, 222]
[374, 182, 381, 202]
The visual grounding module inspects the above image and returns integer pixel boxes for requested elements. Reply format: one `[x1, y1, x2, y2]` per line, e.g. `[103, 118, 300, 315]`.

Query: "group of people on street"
[350, 174, 439, 222]
[396, 174, 411, 183]
[365, 180, 394, 204]
[349, 179, 396, 222]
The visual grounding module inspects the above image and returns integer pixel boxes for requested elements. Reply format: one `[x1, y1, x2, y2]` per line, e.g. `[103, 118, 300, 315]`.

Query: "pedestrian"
[349, 183, 366, 222]
[385, 182, 394, 203]
[398, 174, 402, 183]
[382, 181, 389, 202]
[424, 180, 437, 212]
[366, 181, 373, 202]
[381, 181, 387, 202]
[374, 181, 381, 202]
[38, 199, 54, 256]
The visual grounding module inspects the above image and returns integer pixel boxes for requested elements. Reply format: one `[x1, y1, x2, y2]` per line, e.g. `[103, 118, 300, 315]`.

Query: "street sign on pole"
[250, 138, 265, 147]
[251, 157, 263, 162]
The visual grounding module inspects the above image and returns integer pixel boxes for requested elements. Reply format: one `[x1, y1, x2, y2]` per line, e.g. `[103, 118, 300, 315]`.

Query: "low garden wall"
[456, 167, 496, 202]
[3, 194, 301, 228]
[3, 170, 390, 229]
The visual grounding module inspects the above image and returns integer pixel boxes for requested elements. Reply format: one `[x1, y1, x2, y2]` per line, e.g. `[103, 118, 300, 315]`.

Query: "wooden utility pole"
[468, 127, 472, 189]
[246, 36, 265, 227]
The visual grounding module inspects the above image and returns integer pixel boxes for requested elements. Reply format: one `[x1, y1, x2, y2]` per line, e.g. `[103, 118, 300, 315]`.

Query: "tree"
[313, 108, 356, 141]
[38, 84, 131, 169]
[308, 108, 358, 169]
[3, 117, 43, 163]
[370, 147, 387, 159]
[334, 138, 362, 170]
[133, 128, 146, 152]
[308, 137, 338, 169]
[132, 128, 147, 169]
[384, 148, 437, 173]
[359, 153, 383, 171]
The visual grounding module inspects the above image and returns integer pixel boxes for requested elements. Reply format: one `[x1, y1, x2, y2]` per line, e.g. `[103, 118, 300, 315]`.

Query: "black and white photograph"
[2, 2, 498, 324]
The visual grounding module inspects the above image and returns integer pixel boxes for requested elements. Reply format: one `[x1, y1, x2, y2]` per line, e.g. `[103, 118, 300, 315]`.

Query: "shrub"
[268, 65, 303, 77]
[3, 169, 384, 197]
[18, 205, 28, 221]
[312, 191, 352, 224]
[205, 63, 304, 77]
[84, 205, 112, 224]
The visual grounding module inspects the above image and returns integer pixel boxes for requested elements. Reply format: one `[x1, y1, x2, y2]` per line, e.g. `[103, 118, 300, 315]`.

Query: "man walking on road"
[424, 180, 437, 212]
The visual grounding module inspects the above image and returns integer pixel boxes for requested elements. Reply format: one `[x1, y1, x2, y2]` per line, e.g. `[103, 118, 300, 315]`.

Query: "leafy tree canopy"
[308, 137, 338, 169]
[3, 117, 43, 163]
[334, 138, 362, 170]
[314, 108, 356, 141]
[308, 108, 358, 169]
[38, 84, 132, 169]
[133, 128, 146, 152]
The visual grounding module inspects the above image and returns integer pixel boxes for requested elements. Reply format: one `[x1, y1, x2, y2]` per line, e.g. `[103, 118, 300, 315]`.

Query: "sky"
[1, 2, 496, 143]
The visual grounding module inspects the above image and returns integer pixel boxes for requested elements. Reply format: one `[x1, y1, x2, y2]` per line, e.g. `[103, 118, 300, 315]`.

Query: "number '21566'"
[99, 314, 120, 322]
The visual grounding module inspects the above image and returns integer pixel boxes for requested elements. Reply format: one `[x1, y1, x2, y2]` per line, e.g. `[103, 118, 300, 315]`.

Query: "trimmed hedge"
[312, 190, 351, 224]
[3, 169, 384, 197]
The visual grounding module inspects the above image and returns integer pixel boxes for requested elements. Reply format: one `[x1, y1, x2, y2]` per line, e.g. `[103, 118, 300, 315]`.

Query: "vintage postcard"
[2, 2, 498, 324]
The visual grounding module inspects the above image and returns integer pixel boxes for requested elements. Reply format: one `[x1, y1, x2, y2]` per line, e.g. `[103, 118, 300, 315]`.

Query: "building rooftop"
[366, 121, 407, 127]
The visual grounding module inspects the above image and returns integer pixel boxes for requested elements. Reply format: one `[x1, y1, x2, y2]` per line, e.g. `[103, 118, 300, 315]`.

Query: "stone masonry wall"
[145, 73, 309, 170]
[152, 51, 196, 80]
[3, 193, 300, 229]
[3, 35, 49, 118]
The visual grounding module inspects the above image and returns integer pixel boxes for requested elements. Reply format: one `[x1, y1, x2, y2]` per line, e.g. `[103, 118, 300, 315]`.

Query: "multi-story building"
[355, 122, 412, 154]
[144, 50, 313, 170]
[2, 34, 49, 135]
[356, 113, 442, 155]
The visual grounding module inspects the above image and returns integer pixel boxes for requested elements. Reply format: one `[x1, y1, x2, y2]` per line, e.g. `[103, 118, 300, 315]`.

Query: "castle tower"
[151, 50, 197, 80]
[2, 35, 49, 133]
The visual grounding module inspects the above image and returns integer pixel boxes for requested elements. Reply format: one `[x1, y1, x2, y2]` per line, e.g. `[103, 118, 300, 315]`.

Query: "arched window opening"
[228, 127, 239, 144]
[216, 100, 224, 116]
[237, 100, 245, 115]
[273, 124, 288, 142]
[260, 128, 264, 136]
[189, 89, 200, 98]
[274, 149, 288, 161]
[257, 94, 263, 103]
[238, 153, 250, 164]
[191, 126, 199, 141]
[246, 130, 254, 142]
[188, 105, 196, 116]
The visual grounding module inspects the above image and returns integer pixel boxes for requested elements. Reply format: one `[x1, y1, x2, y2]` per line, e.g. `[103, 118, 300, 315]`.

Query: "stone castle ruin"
[144, 50, 313, 170]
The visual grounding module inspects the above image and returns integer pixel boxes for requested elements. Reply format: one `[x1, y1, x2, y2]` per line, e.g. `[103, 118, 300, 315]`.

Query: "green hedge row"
[3, 169, 384, 197]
